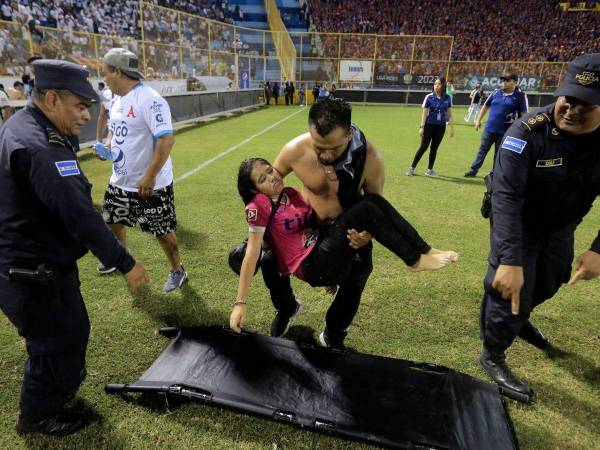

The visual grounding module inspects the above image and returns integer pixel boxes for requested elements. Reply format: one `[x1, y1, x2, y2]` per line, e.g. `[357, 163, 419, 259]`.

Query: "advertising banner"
[339, 60, 373, 82]
[467, 76, 540, 91]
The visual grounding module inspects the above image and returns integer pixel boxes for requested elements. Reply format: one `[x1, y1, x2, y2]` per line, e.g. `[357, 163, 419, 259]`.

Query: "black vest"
[333, 124, 368, 210]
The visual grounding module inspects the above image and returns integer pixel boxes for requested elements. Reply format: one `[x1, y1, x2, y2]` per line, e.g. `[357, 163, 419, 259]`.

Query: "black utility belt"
[5, 264, 54, 285]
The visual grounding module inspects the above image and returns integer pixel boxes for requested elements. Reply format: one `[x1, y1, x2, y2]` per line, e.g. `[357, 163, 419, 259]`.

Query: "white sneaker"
[406, 167, 415, 176]
[425, 169, 437, 177]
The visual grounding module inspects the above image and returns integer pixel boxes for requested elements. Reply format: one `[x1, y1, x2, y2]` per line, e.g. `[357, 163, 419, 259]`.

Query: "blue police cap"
[33, 59, 99, 102]
[554, 53, 600, 105]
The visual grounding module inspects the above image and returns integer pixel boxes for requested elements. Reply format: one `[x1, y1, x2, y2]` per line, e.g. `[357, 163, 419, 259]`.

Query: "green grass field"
[1, 105, 599, 450]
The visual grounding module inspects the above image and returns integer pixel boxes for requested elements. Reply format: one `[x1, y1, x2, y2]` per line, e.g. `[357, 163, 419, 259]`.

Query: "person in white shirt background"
[96, 48, 188, 293]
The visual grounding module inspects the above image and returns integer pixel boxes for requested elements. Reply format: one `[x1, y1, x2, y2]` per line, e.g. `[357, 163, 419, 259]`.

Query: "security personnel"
[0, 60, 149, 436]
[478, 53, 600, 401]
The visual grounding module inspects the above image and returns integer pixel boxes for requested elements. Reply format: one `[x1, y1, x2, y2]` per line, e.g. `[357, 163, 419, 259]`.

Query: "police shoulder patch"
[46, 128, 66, 147]
[501, 136, 527, 154]
[55, 160, 80, 177]
[520, 113, 550, 131]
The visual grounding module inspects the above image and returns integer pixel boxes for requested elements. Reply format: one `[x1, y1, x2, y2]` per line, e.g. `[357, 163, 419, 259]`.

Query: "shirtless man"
[263, 98, 384, 349]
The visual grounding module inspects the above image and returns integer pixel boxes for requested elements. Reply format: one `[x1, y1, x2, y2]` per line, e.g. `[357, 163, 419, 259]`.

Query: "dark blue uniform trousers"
[480, 225, 574, 353]
[0, 266, 90, 419]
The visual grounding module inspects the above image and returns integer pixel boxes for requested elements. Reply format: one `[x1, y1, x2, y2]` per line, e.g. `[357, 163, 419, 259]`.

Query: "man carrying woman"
[229, 99, 458, 349]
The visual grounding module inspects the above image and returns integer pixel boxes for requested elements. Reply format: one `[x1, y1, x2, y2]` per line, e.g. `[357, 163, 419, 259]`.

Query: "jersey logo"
[501, 136, 527, 154]
[536, 158, 563, 168]
[247, 208, 258, 223]
[55, 160, 80, 177]
[127, 106, 136, 118]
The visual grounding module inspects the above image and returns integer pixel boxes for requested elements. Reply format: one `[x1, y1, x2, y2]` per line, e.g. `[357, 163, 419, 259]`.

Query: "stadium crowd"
[308, 0, 600, 61]
[0, 0, 238, 38]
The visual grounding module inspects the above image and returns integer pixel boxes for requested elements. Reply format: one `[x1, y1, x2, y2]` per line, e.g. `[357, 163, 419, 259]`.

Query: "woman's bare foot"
[409, 249, 459, 272]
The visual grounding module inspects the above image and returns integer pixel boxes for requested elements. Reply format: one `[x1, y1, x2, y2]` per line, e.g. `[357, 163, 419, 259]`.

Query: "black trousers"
[411, 124, 446, 170]
[0, 266, 90, 420]
[262, 194, 430, 334]
[479, 224, 574, 353]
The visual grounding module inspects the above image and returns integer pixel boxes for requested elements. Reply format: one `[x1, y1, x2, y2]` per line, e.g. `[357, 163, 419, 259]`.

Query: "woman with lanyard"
[407, 77, 454, 177]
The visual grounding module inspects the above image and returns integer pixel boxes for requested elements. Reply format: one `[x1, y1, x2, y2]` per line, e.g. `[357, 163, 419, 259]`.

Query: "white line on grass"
[175, 107, 306, 184]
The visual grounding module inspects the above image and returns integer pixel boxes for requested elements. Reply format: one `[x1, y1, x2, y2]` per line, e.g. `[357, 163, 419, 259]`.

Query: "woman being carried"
[230, 158, 459, 337]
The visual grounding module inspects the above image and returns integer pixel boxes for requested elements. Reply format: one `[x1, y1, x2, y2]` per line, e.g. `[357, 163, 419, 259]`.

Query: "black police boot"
[16, 410, 88, 437]
[518, 321, 550, 350]
[478, 348, 533, 402]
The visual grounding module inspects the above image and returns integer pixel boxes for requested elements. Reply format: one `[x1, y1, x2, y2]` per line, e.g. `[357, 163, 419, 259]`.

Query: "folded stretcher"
[106, 326, 518, 450]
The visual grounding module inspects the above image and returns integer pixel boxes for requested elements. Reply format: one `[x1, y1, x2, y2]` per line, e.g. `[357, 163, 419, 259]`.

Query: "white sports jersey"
[108, 83, 173, 191]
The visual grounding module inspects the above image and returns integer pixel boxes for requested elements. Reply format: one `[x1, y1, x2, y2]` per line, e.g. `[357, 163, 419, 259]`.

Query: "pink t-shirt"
[246, 187, 318, 277]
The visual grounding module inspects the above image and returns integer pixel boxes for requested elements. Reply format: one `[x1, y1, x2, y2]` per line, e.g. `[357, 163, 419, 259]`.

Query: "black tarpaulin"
[106, 327, 517, 450]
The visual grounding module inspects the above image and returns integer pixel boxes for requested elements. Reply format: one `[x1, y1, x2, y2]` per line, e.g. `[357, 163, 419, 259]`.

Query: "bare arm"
[96, 109, 107, 141]
[475, 105, 489, 131]
[419, 108, 428, 137]
[272, 140, 298, 178]
[230, 230, 264, 332]
[363, 143, 384, 194]
[137, 133, 174, 197]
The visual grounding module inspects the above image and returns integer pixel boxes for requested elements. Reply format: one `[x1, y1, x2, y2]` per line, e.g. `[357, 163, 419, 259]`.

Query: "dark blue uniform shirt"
[484, 88, 528, 134]
[491, 104, 600, 266]
[0, 103, 135, 272]
[422, 92, 452, 126]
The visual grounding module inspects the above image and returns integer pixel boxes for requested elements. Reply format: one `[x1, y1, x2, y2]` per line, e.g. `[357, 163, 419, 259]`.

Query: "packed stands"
[307, 0, 600, 61]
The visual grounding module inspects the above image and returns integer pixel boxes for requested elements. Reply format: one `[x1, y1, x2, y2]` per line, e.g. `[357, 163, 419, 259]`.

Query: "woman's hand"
[229, 303, 247, 333]
[419, 127, 424, 138]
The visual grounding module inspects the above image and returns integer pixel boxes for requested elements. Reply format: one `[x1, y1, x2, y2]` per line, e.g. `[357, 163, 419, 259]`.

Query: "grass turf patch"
[0, 105, 598, 449]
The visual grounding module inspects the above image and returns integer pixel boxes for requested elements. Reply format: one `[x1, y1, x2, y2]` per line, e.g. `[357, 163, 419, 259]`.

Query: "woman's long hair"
[237, 158, 271, 205]
[435, 77, 448, 98]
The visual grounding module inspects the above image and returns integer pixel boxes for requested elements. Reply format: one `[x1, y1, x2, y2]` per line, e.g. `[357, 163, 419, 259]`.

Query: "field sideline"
[0, 105, 598, 450]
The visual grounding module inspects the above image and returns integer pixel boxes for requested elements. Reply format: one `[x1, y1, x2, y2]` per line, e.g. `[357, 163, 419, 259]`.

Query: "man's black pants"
[262, 194, 431, 335]
[479, 225, 574, 353]
[0, 266, 90, 420]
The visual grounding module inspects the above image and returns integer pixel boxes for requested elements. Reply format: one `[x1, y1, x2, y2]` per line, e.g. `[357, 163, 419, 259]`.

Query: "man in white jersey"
[97, 48, 187, 292]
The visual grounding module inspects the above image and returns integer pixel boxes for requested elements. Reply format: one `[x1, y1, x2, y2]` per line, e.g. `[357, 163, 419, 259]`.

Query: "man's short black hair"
[308, 98, 352, 137]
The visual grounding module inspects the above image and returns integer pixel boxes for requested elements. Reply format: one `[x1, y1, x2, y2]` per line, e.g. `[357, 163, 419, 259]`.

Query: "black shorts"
[102, 183, 177, 236]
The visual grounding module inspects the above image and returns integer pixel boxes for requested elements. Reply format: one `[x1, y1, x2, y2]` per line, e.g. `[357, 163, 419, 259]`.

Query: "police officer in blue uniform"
[478, 54, 600, 401]
[0, 60, 149, 436]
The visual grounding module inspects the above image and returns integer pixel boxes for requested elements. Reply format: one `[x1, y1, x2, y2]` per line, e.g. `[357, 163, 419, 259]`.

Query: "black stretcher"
[106, 326, 518, 450]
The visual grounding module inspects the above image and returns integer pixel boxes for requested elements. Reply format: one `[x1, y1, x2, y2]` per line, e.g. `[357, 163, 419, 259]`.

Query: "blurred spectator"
[318, 82, 329, 99]
[264, 80, 271, 104]
[312, 83, 320, 102]
[7, 80, 25, 100]
[298, 83, 305, 105]
[330, 83, 337, 98]
[465, 84, 484, 123]
[272, 81, 279, 104]
[0, 83, 14, 126]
